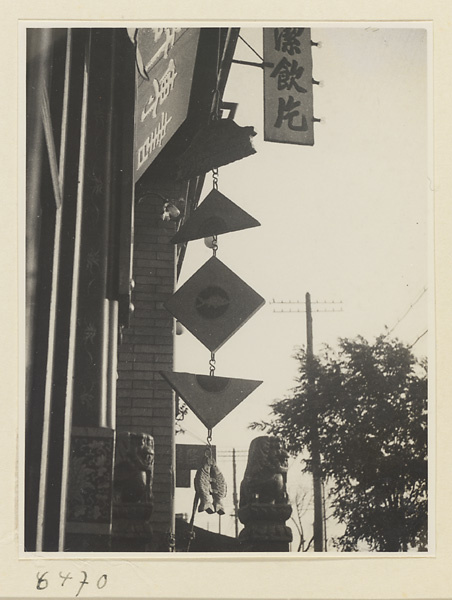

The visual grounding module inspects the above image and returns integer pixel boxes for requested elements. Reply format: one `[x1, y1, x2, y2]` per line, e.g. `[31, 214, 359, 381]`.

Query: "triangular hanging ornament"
[160, 371, 263, 429]
[170, 189, 260, 244]
[164, 256, 265, 352]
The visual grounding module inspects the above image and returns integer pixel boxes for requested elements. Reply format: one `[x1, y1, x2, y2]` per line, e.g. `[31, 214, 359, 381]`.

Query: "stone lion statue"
[239, 436, 289, 507]
[113, 432, 154, 504]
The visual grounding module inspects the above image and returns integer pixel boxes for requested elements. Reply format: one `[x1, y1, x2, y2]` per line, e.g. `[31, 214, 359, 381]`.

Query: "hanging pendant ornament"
[170, 189, 260, 244]
[170, 166, 260, 244]
[193, 437, 227, 515]
[160, 371, 262, 430]
[186, 432, 228, 551]
[164, 256, 265, 353]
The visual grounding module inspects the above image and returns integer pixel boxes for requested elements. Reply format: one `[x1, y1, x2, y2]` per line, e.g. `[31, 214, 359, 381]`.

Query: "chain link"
[209, 352, 216, 376]
[212, 234, 218, 257]
[212, 167, 219, 190]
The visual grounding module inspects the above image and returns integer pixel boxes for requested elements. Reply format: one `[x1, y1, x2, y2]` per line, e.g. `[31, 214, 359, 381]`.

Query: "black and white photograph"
[0, 0, 450, 594]
[23, 24, 431, 559]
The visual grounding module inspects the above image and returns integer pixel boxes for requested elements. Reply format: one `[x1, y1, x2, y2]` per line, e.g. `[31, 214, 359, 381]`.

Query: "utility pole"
[305, 292, 324, 552]
[232, 448, 239, 538]
[271, 292, 343, 552]
[306, 292, 324, 552]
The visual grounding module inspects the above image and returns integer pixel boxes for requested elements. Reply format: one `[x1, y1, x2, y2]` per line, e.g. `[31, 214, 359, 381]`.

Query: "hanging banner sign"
[133, 28, 200, 182]
[263, 27, 315, 146]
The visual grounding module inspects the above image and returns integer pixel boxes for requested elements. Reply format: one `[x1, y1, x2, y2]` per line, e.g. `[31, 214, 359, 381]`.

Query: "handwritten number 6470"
[36, 571, 107, 596]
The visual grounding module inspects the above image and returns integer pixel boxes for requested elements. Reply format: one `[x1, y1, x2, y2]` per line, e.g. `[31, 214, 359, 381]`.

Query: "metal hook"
[207, 429, 213, 446]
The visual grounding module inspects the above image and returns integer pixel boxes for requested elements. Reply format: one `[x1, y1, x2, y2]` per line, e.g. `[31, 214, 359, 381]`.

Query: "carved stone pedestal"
[111, 503, 154, 552]
[238, 503, 292, 552]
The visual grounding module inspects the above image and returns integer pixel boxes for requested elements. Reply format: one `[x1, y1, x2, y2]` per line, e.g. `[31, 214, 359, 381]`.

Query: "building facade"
[25, 26, 250, 552]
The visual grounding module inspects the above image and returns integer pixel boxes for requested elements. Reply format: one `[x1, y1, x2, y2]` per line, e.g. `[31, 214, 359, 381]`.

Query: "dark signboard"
[176, 444, 217, 487]
[263, 27, 315, 146]
[133, 28, 200, 181]
[161, 372, 263, 430]
[164, 256, 265, 353]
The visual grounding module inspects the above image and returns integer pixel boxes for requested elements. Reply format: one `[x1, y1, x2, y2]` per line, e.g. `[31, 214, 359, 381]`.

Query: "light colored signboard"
[263, 27, 315, 146]
[133, 28, 200, 182]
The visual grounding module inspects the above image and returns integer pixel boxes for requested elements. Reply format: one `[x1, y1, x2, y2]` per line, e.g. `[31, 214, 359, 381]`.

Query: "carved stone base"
[112, 503, 153, 537]
[239, 502, 292, 525]
[238, 502, 293, 552]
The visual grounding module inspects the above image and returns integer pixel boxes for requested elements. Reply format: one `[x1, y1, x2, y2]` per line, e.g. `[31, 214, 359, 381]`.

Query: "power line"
[409, 329, 428, 349]
[386, 286, 427, 337]
[270, 299, 343, 305]
[271, 298, 343, 314]
[273, 308, 343, 314]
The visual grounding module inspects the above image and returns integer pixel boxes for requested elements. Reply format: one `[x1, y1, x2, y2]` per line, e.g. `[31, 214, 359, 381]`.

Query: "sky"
[173, 26, 430, 546]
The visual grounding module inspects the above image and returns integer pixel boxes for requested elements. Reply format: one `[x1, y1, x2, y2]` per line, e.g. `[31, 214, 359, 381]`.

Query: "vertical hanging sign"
[263, 27, 315, 146]
[133, 28, 200, 182]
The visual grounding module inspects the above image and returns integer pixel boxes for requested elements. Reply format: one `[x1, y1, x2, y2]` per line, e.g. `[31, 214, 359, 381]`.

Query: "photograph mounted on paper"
[23, 25, 431, 554]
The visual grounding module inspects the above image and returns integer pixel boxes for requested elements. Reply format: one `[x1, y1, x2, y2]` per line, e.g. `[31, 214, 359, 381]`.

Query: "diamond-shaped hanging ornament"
[160, 371, 263, 429]
[170, 189, 261, 244]
[164, 256, 265, 352]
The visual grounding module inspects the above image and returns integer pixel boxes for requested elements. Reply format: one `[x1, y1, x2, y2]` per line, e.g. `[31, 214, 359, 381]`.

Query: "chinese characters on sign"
[133, 28, 200, 181]
[263, 28, 315, 146]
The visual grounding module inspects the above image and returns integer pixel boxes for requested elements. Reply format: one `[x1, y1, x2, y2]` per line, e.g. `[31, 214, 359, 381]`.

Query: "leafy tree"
[252, 335, 428, 552]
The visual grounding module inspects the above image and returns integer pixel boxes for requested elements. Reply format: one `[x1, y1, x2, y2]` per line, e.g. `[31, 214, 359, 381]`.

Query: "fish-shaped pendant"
[194, 452, 215, 514]
[194, 450, 227, 515]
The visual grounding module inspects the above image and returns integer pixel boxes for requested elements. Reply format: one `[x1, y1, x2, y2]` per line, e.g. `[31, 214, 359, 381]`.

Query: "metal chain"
[209, 352, 216, 376]
[212, 167, 219, 190]
[211, 169, 219, 256]
[207, 429, 213, 446]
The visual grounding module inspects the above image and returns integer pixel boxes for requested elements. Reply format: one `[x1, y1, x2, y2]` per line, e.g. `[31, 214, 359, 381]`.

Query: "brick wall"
[117, 182, 187, 550]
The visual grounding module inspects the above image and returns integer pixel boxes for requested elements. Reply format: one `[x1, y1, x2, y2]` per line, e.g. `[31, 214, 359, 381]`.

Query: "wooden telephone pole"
[305, 292, 323, 552]
[271, 292, 342, 552]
